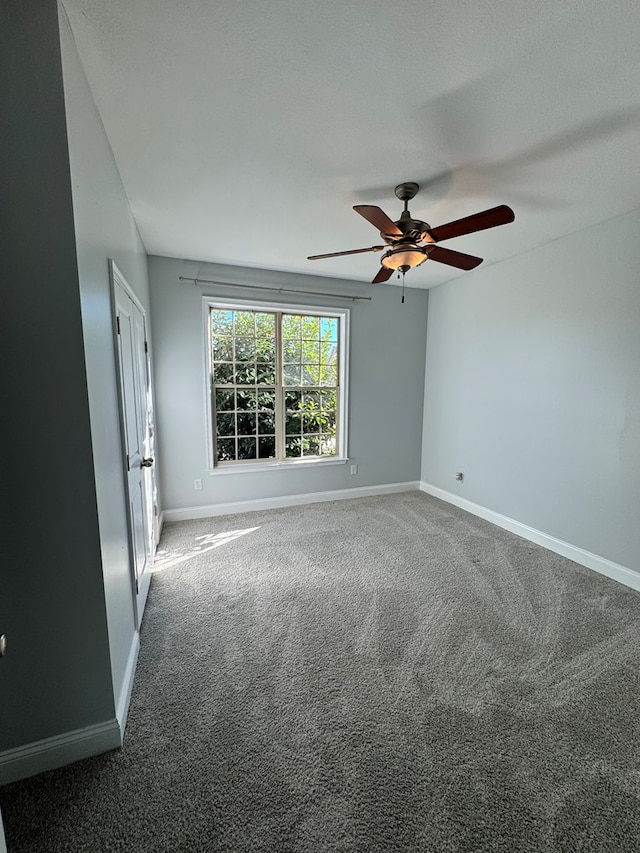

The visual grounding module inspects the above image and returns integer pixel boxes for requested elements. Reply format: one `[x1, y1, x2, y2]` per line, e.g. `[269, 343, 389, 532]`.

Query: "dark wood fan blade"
[372, 266, 393, 284]
[353, 205, 403, 236]
[428, 246, 483, 270]
[429, 205, 514, 242]
[307, 245, 384, 260]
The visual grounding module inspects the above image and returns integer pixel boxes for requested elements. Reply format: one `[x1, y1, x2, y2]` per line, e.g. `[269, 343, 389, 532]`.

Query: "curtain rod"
[178, 276, 372, 302]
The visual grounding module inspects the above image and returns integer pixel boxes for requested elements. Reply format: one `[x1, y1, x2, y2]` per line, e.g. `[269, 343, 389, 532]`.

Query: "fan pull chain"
[398, 269, 405, 303]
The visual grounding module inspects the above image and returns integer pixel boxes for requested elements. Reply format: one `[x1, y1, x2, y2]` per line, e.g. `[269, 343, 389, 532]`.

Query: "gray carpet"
[2, 491, 640, 852]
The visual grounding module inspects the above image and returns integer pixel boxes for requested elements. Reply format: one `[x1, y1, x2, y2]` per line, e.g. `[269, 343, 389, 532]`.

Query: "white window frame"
[203, 296, 349, 474]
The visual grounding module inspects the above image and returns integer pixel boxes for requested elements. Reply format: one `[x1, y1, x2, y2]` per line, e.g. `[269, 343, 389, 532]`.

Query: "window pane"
[302, 365, 322, 386]
[282, 314, 301, 338]
[320, 390, 336, 411]
[321, 410, 337, 435]
[303, 406, 320, 431]
[255, 312, 275, 336]
[319, 341, 337, 366]
[216, 412, 235, 437]
[234, 337, 256, 361]
[258, 436, 276, 459]
[237, 412, 256, 435]
[257, 390, 276, 411]
[283, 338, 301, 363]
[321, 409, 336, 435]
[234, 311, 256, 333]
[213, 336, 233, 362]
[258, 412, 275, 434]
[319, 364, 337, 387]
[304, 436, 320, 457]
[320, 434, 337, 456]
[285, 436, 303, 458]
[211, 310, 233, 336]
[300, 339, 319, 366]
[284, 365, 301, 386]
[285, 390, 302, 411]
[322, 317, 338, 341]
[215, 388, 235, 411]
[256, 364, 275, 384]
[235, 363, 257, 385]
[256, 338, 276, 363]
[286, 412, 301, 434]
[236, 389, 257, 410]
[301, 315, 320, 338]
[214, 362, 234, 383]
[238, 436, 257, 460]
[302, 339, 320, 359]
[217, 437, 236, 462]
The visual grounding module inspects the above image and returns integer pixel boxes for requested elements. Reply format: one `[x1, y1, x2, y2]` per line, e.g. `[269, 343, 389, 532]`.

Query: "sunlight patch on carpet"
[152, 526, 260, 572]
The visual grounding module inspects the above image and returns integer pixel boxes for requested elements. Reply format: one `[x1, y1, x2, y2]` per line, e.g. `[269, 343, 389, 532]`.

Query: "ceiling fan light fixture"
[381, 245, 429, 271]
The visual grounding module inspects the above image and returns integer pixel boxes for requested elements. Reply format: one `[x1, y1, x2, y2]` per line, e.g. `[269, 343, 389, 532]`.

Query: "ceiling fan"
[308, 182, 515, 283]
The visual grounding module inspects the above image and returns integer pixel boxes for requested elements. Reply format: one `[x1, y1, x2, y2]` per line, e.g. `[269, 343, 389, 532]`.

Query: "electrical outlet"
[350, 464, 358, 475]
[194, 478, 203, 490]
[455, 472, 464, 482]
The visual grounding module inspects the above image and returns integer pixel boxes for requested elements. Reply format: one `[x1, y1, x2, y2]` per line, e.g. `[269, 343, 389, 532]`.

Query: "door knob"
[0, 634, 6, 657]
[141, 457, 154, 468]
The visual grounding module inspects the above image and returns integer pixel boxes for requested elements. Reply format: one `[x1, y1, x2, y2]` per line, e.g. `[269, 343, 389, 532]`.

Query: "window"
[205, 299, 348, 470]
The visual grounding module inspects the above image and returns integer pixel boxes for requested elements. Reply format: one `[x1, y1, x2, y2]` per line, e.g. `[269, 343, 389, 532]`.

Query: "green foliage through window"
[210, 307, 341, 464]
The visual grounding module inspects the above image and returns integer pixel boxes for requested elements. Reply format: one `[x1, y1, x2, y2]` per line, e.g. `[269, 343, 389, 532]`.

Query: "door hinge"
[144, 340, 148, 353]
[116, 315, 121, 335]
[135, 578, 139, 594]
[126, 454, 130, 471]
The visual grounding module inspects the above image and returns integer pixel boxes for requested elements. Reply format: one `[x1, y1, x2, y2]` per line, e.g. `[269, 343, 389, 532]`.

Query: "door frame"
[110, 260, 158, 627]
[0, 805, 7, 853]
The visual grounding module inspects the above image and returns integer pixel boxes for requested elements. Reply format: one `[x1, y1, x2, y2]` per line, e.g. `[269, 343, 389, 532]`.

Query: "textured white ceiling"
[62, 0, 640, 289]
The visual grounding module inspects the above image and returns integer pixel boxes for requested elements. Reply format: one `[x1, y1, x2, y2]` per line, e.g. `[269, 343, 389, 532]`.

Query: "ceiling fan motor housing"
[384, 211, 434, 244]
[385, 184, 434, 244]
[381, 191, 435, 270]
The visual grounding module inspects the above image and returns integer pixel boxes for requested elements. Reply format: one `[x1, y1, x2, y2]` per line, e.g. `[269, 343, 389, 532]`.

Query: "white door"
[137, 308, 160, 557]
[113, 265, 156, 625]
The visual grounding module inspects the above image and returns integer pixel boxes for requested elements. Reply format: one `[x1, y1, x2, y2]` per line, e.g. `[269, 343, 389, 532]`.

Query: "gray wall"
[59, 7, 151, 713]
[0, 1, 114, 750]
[421, 209, 640, 572]
[148, 257, 428, 511]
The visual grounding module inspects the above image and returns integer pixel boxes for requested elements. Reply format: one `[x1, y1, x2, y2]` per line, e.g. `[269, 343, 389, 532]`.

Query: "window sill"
[208, 457, 348, 475]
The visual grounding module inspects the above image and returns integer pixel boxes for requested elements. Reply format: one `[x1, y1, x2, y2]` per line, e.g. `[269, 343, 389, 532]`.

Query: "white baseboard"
[0, 718, 121, 786]
[420, 482, 640, 593]
[164, 481, 420, 522]
[115, 631, 140, 738]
